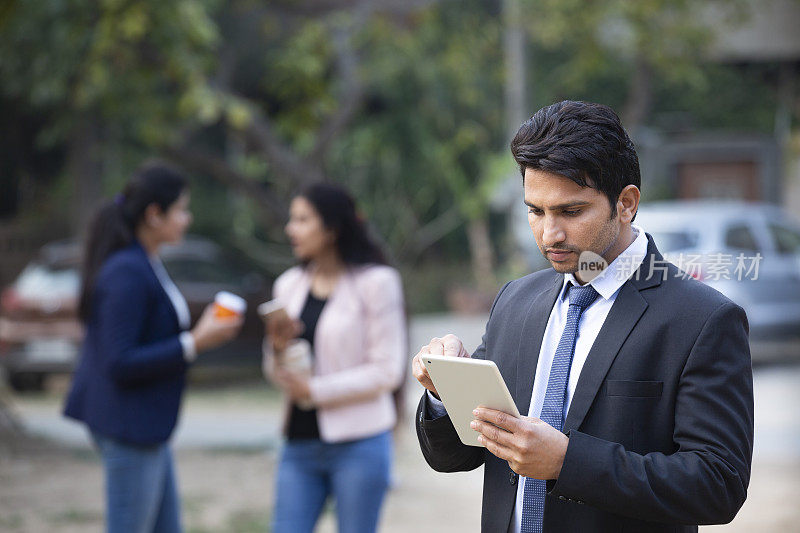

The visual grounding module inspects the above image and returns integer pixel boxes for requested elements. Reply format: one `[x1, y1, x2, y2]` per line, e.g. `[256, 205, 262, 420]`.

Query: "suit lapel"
[285, 268, 313, 319]
[514, 272, 562, 416]
[562, 282, 647, 432]
[563, 235, 663, 433]
[314, 269, 357, 350]
[133, 242, 180, 331]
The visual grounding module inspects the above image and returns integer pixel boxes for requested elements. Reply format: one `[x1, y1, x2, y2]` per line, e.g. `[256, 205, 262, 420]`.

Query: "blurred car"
[635, 201, 800, 362]
[0, 236, 276, 391]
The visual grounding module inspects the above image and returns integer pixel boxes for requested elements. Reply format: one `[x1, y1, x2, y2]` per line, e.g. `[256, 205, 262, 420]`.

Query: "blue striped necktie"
[521, 283, 600, 533]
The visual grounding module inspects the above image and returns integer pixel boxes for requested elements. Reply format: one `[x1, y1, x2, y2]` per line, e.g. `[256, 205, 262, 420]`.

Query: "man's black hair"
[510, 100, 641, 218]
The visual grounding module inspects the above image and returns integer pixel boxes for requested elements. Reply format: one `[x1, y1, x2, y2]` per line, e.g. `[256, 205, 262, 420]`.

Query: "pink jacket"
[262, 264, 407, 443]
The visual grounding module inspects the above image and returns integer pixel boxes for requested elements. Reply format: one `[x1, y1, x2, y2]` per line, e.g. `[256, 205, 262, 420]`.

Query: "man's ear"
[616, 185, 640, 223]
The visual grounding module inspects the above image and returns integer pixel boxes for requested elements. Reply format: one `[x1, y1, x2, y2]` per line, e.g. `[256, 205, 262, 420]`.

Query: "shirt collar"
[560, 224, 648, 301]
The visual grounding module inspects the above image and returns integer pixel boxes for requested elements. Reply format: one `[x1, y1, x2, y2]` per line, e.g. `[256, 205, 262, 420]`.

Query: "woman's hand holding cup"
[258, 299, 304, 352]
[266, 311, 304, 352]
[191, 293, 245, 354]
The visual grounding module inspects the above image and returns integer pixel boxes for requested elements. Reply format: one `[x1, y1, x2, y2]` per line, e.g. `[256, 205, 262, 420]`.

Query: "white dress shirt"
[511, 226, 647, 532]
[149, 256, 197, 362]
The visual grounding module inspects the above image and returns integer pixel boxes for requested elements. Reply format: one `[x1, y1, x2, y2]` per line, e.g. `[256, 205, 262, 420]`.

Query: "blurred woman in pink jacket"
[262, 183, 407, 533]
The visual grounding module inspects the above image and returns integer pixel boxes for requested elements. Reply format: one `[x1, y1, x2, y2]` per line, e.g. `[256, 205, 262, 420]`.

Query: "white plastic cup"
[282, 338, 313, 410]
[214, 291, 247, 319]
[283, 338, 312, 375]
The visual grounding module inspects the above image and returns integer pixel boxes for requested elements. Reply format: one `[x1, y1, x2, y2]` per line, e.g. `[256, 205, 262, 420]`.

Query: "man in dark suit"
[412, 101, 753, 533]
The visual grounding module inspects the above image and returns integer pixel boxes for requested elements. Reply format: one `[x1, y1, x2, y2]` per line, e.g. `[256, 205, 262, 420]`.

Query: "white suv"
[635, 201, 800, 362]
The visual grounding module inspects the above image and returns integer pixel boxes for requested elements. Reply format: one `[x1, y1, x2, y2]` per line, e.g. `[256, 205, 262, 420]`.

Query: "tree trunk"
[504, 0, 527, 138]
[0, 368, 23, 452]
[467, 217, 496, 290]
[622, 55, 653, 133]
[66, 119, 102, 238]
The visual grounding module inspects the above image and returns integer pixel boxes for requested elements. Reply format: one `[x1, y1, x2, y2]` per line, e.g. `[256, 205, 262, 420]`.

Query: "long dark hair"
[78, 162, 188, 322]
[299, 183, 388, 267]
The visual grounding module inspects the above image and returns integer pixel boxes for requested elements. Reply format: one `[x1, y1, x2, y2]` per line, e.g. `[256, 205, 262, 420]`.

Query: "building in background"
[641, 0, 800, 209]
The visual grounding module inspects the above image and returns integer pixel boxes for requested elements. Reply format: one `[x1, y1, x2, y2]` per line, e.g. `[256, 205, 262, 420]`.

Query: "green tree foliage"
[520, 0, 751, 128]
[0, 0, 220, 231]
[0, 0, 787, 309]
[0, 0, 218, 147]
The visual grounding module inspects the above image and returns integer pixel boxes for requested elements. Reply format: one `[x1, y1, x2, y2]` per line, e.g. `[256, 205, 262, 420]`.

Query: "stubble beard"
[539, 217, 620, 275]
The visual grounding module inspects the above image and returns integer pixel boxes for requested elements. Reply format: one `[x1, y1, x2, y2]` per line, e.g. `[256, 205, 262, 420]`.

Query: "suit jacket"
[263, 264, 407, 443]
[64, 241, 189, 445]
[416, 235, 753, 532]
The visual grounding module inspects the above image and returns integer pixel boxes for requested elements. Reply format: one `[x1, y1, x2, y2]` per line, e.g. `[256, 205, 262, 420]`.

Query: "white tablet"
[422, 354, 520, 447]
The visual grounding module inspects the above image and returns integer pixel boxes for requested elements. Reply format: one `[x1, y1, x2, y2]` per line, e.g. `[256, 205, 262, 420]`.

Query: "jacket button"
[509, 472, 517, 485]
[558, 495, 566, 501]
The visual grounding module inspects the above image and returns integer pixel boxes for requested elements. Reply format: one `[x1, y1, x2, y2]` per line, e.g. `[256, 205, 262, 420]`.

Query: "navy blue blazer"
[64, 241, 189, 445]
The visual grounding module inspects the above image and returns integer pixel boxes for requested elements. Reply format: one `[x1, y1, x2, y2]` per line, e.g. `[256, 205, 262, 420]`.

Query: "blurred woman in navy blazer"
[64, 162, 242, 533]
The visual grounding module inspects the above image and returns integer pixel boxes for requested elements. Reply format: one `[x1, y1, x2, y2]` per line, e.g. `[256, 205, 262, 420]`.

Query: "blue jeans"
[91, 432, 182, 533]
[272, 431, 392, 533]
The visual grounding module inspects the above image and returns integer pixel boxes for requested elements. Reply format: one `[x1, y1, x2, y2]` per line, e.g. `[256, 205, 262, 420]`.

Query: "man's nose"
[542, 215, 566, 246]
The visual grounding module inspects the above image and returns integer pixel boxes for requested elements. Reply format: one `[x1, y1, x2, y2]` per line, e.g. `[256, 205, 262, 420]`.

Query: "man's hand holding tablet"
[411, 333, 470, 399]
[412, 334, 570, 480]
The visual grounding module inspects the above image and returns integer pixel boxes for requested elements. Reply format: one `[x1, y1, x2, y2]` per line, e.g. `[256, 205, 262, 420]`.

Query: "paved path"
[10, 314, 800, 462]
[8, 314, 487, 449]
[3, 314, 799, 532]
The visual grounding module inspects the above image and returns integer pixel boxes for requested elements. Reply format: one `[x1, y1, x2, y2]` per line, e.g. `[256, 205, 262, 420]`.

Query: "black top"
[286, 292, 327, 440]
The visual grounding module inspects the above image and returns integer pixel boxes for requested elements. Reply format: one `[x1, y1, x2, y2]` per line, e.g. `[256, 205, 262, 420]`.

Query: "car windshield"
[15, 263, 81, 300]
[646, 230, 700, 253]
